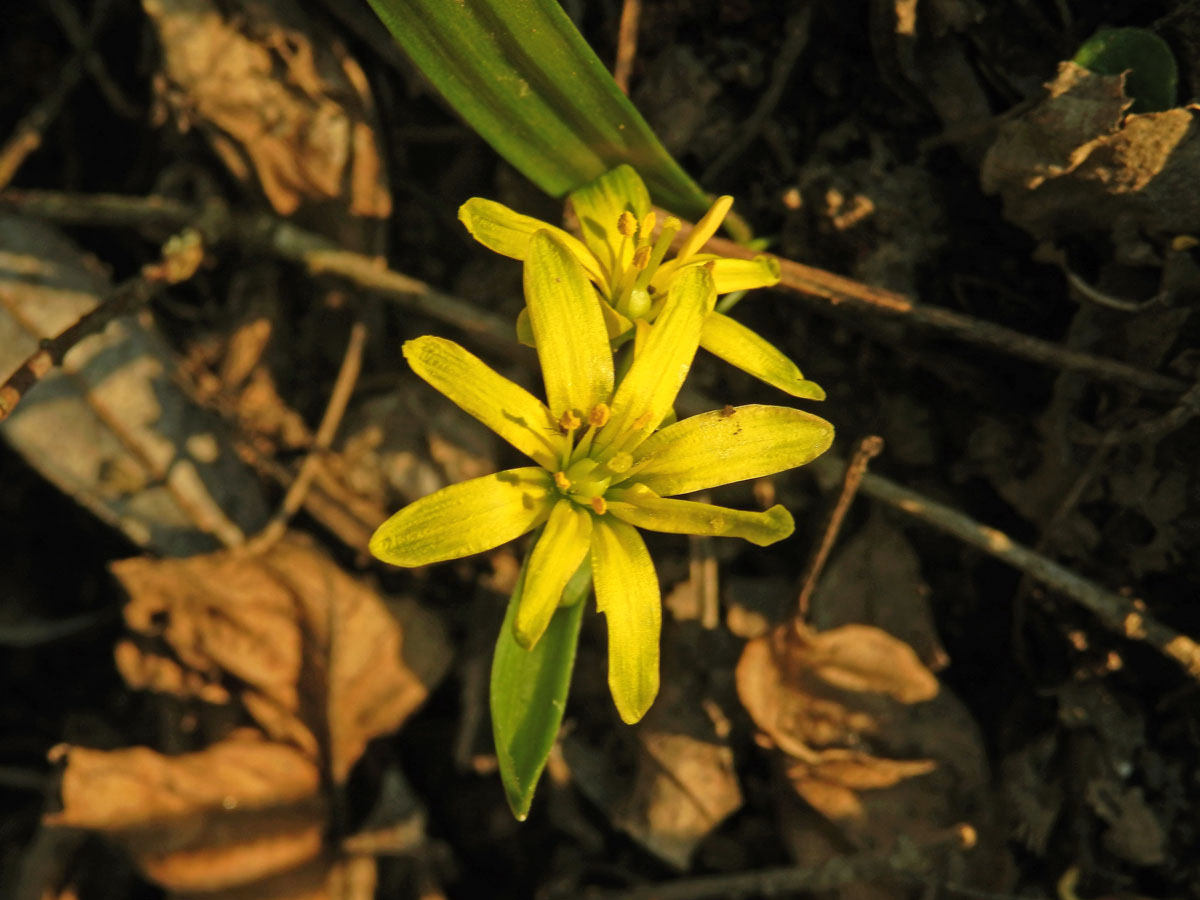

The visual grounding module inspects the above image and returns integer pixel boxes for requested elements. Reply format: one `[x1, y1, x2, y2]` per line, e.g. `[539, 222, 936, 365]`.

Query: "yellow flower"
[370, 232, 832, 723]
[458, 165, 825, 401]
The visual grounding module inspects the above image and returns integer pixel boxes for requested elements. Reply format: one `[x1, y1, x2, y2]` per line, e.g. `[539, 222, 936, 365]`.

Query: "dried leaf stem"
[810, 456, 1200, 682]
[795, 435, 884, 619]
[694, 231, 1189, 395]
[0, 189, 516, 350]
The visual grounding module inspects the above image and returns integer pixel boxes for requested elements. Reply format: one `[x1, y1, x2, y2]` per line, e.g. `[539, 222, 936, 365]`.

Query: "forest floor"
[2, 1, 1199, 898]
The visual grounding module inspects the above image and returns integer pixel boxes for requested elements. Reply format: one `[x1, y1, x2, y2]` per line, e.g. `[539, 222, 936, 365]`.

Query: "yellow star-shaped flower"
[370, 231, 832, 723]
[459, 165, 825, 401]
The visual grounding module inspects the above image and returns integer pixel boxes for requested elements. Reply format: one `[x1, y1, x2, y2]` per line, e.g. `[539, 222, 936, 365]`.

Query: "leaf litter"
[46, 534, 450, 898]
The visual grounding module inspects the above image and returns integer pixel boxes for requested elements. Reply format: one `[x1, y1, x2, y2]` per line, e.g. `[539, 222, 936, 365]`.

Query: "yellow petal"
[404, 336, 564, 469]
[700, 312, 826, 400]
[514, 500, 594, 649]
[458, 198, 606, 287]
[590, 517, 660, 724]
[524, 232, 614, 420]
[592, 265, 716, 460]
[652, 254, 780, 296]
[608, 485, 794, 546]
[709, 255, 781, 292]
[568, 165, 651, 277]
[674, 195, 733, 263]
[370, 468, 553, 566]
[631, 404, 834, 497]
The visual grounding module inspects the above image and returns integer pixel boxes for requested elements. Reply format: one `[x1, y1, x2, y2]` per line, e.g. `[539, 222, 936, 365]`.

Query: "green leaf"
[1074, 27, 1178, 114]
[491, 552, 589, 819]
[365, 0, 711, 218]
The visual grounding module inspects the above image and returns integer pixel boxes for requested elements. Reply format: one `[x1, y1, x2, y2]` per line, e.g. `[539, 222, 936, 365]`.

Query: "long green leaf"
[491, 552, 590, 819]
[366, 0, 710, 218]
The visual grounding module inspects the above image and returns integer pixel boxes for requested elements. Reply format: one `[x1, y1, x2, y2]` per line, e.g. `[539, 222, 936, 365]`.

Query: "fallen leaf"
[738, 620, 1002, 894]
[614, 624, 742, 869]
[144, 0, 391, 248]
[810, 511, 948, 671]
[111, 533, 451, 780]
[983, 62, 1200, 243]
[0, 215, 270, 556]
[47, 731, 326, 893]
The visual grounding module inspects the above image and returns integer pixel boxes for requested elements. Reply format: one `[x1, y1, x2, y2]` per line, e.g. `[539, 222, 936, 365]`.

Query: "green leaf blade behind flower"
[633, 405, 834, 497]
[492, 553, 589, 820]
[367, 0, 710, 217]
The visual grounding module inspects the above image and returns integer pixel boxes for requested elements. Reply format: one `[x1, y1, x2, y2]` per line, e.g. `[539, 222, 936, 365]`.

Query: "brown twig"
[584, 824, 974, 900]
[0, 189, 516, 350]
[244, 319, 368, 553]
[809, 456, 1200, 683]
[691, 230, 1189, 395]
[0, 229, 205, 423]
[0, 57, 86, 189]
[612, 0, 641, 94]
[701, 5, 814, 184]
[796, 435, 884, 619]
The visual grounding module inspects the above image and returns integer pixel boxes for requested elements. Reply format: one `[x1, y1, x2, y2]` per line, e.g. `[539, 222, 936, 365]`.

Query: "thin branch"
[244, 320, 368, 553]
[693, 230, 1189, 395]
[612, 0, 641, 94]
[0, 57, 86, 189]
[809, 456, 1200, 682]
[0, 229, 205, 422]
[796, 435, 883, 619]
[584, 825, 974, 900]
[0, 189, 516, 351]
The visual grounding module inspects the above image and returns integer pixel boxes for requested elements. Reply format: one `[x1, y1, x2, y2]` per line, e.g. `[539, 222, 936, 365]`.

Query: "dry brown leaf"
[0, 215, 270, 557]
[982, 62, 1200, 242]
[47, 731, 326, 893]
[810, 511, 948, 670]
[111, 533, 451, 780]
[614, 628, 743, 868]
[144, 0, 390, 248]
[737, 621, 994, 869]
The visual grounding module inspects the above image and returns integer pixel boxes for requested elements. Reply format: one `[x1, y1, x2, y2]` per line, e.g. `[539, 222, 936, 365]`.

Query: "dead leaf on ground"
[0, 215, 270, 557]
[809, 511, 948, 671]
[111, 532, 451, 781]
[983, 62, 1200, 243]
[614, 624, 743, 869]
[45, 533, 449, 898]
[144, 0, 391, 250]
[737, 621, 1004, 896]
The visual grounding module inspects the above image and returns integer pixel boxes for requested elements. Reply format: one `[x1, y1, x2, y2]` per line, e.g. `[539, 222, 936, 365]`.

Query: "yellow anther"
[617, 211, 637, 237]
[588, 403, 611, 427]
[663, 216, 682, 233]
[632, 245, 652, 269]
[554, 471, 572, 492]
[590, 496, 608, 515]
[639, 211, 656, 240]
[558, 409, 582, 432]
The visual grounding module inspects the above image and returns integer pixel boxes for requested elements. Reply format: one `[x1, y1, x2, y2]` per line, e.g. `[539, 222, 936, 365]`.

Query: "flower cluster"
[370, 168, 833, 725]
